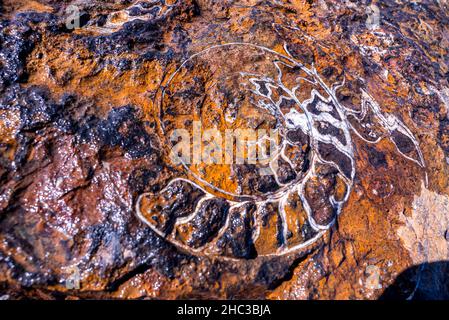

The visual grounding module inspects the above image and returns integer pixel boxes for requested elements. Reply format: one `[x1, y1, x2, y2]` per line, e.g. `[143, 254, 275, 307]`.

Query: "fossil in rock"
[136, 42, 424, 259]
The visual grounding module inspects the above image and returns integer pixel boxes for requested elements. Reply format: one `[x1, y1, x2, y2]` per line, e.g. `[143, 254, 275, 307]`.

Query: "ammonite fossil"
[136, 43, 425, 260]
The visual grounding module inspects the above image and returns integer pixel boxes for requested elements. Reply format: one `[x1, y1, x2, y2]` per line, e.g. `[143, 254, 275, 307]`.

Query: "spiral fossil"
[136, 42, 425, 260]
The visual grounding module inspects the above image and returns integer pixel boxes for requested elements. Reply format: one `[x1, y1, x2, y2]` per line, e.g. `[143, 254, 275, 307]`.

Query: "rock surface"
[0, 0, 448, 299]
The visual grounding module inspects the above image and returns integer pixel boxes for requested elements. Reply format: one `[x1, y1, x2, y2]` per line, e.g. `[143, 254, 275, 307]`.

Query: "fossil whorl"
[136, 43, 425, 260]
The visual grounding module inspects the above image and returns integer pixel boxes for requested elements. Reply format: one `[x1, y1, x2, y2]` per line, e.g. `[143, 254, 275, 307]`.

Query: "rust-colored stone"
[0, 0, 448, 300]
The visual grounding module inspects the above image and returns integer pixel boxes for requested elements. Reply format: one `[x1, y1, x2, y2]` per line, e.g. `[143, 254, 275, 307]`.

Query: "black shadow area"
[380, 261, 449, 300]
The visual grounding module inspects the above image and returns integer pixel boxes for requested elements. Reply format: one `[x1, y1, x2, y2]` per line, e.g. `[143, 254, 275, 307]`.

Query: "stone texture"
[0, 0, 448, 299]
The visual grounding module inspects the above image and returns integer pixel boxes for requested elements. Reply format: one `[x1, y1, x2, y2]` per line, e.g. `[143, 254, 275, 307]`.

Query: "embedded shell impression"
[136, 43, 425, 260]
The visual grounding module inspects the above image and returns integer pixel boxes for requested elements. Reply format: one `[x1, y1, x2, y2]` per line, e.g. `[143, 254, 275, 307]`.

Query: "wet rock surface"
[0, 0, 448, 299]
